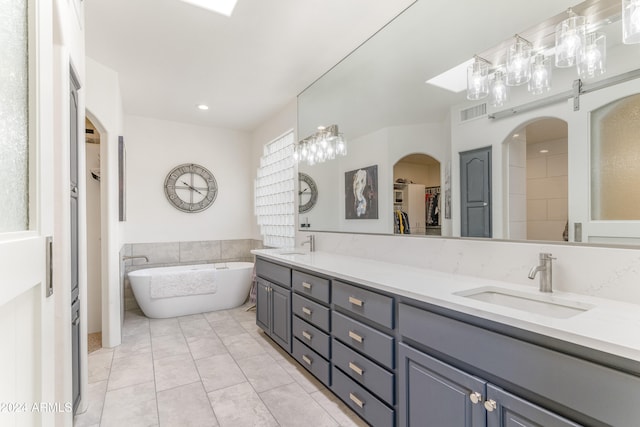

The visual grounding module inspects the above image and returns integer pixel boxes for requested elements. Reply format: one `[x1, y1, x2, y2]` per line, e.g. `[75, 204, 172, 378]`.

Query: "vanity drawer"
[293, 338, 330, 386]
[332, 311, 394, 369]
[292, 316, 330, 359]
[333, 280, 393, 329]
[292, 270, 330, 304]
[256, 258, 291, 288]
[332, 366, 395, 427]
[292, 294, 330, 332]
[333, 338, 394, 405]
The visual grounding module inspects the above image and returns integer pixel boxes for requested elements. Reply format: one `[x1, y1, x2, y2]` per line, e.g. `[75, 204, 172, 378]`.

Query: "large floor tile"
[107, 353, 154, 391]
[203, 310, 232, 323]
[277, 357, 325, 394]
[87, 349, 113, 384]
[187, 334, 228, 360]
[310, 388, 368, 427]
[157, 381, 218, 427]
[101, 381, 158, 427]
[149, 317, 182, 337]
[72, 380, 107, 427]
[180, 318, 214, 337]
[113, 332, 151, 359]
[208, 318, 246, 338]
[221, 333, 265, 360]
[196, 353, 246, 392]
[208, 382, 278, 427]
[260, 382, 338, 427]
[121, 316, 149, 337]
[236, 354, 294, 393]
[151, 333, 190, 360]
[154, 353, 200, 392]
[255, 333, 288, 361]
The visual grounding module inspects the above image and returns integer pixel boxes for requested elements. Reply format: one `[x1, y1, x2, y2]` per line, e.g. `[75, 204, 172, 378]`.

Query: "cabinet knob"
[484, 399, 497, 412]
[469, 392, 482, 404]
[302, 307, 312, 315]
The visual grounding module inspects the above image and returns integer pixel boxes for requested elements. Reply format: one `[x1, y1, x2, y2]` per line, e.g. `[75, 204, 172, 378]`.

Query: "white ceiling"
[84, 0, 415, 131]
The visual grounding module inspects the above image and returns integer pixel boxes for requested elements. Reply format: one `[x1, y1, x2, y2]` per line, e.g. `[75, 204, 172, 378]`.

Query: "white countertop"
[252, 248, 640, 364]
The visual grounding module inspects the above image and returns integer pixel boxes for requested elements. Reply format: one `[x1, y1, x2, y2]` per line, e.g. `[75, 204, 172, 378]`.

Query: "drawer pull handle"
[302, 307, 312, 316]
[484, 399, 497, 412]
[302, 355, 312, 365]
[348, 330, 363, 343]
[348, 362, 364, 376]
[349, 393, 365, 408]
[302, 282, 312, 290]
[302, 331, 312, 340]
[348, 296, 363, 307]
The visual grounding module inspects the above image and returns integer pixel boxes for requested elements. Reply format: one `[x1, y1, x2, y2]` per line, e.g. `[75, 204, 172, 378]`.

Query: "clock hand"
[298, 188, 309, 195]
[181, 180, 204, 195]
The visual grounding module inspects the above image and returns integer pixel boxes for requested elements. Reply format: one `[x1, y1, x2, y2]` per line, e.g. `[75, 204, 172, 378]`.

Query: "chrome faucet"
[122, 255, 149, 262]
[301, 235, 315, 252]
[528, 253, 556, 293]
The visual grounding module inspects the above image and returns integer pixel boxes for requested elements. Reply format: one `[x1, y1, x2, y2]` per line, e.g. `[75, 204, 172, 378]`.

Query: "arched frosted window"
[0, 0, 29, 232]
[591, 94, 640, 220]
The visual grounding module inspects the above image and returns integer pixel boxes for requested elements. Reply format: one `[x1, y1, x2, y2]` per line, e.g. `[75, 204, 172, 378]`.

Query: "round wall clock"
[164, 163, 218, 213]
[298, 172, 318, 213]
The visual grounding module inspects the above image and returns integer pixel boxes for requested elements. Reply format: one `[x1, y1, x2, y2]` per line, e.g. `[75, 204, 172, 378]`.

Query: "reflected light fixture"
[578, 32, 606, 79]
[197, 104, 209, 110]
[529, 54, 552, 94]
[294, 125, 347, 166]
[555, 8, 586, 67]
[490, 70, 509, 107]
[466, 56, 490, 100]
[506, 35, 532, 86]
[623, 0, 640, 43]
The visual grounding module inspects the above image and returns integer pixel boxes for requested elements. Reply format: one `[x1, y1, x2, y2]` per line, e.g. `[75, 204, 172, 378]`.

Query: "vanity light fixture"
[294, 125, 347, 166]
[197, 104, 209, 110]
[490, 70, 509, 107]
[466, 56, 490, 100]
[623, 0, 640, 43]
[506, 35, 532, 86]
[555, 8, 586, 68]
[528, 54, 552, 94]
[577, 32, 606, 79]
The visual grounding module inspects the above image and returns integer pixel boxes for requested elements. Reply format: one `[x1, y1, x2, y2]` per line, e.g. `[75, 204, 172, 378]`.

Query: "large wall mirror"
[297, 0, 640, 246]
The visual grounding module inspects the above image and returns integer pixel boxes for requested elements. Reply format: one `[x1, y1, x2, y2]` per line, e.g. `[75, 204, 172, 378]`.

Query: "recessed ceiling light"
[197, 104, 209, 110]
[178, 0, 238, 17]
[540, 149, 549, 153]
[426, 58, 474, 93]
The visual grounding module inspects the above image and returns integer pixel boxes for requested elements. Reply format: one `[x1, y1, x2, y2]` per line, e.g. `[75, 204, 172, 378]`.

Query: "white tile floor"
[74, 304, 367, 427]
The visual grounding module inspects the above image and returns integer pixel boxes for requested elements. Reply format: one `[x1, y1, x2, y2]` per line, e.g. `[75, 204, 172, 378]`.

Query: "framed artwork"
[345, 165, 378, 219]
[118, 136, 126, 221]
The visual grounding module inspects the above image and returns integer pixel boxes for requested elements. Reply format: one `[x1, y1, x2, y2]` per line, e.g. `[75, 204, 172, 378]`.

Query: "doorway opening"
[85, 117, 102, 353]
[506, 118, 568, 242]
[393, 154, 441, 235]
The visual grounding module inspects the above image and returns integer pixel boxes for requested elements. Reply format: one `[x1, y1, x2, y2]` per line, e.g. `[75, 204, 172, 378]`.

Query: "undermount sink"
[455, 287, 595, 319]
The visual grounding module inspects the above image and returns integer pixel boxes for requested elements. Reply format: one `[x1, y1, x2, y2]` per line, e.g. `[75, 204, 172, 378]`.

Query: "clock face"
[164, 163, 218, 213]
[298, 172, 318, 213]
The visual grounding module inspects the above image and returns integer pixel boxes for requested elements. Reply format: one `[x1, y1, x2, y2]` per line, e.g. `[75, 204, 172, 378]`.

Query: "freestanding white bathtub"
[128, 262, 254, 318]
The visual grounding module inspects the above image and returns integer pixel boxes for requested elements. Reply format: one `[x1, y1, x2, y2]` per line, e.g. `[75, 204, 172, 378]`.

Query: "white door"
[0, 0, 56, 424]
[568, 77, 640, 244]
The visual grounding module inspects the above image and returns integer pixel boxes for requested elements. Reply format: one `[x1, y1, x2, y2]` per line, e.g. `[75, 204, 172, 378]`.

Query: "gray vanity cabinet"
[255, 260, 292, 353]
[398, 343, 581, 427]
[290, 269, 332, 386]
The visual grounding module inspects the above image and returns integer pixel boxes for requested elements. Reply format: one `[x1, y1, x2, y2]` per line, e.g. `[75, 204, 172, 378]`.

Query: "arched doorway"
[505, 118, 568, 242]
[393, 154, 441, 235]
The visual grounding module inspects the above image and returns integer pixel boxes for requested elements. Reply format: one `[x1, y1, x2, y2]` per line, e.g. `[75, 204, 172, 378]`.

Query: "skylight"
[178, 0, 238, 17]
[426, 58, 474, 93]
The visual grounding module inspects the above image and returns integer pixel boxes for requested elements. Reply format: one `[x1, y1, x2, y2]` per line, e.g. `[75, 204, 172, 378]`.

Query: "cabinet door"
[486, 385, 582, 427]
[399, 344, 486, 427]
[270, 284, 291, 353]
[256, 280, 271, 333]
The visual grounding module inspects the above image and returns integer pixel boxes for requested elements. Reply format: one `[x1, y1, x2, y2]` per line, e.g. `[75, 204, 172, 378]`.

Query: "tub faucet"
[301, 235, 315, 252]
[528, 252, 556, 293]
[122, 255, 149, 262]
